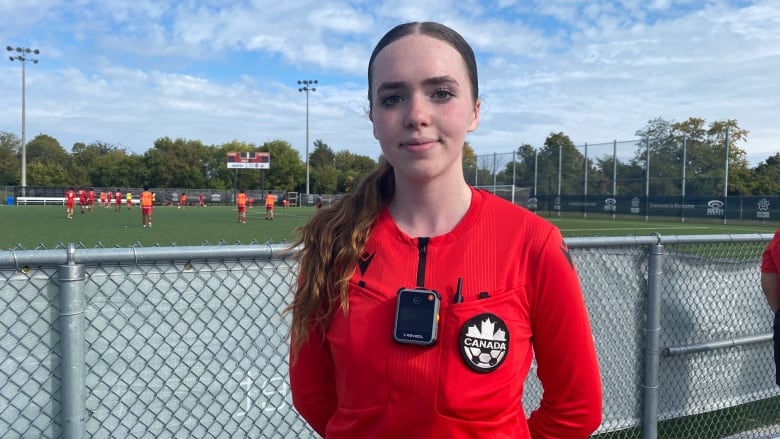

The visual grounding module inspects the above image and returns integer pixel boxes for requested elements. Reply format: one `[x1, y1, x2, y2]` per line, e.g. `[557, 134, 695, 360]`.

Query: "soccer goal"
[473, 185, 531, 206]
[287, 192, 299, 207]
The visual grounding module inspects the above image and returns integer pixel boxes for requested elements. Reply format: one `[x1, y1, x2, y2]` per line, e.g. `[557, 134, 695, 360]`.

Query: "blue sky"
[1, 0, 778, 167]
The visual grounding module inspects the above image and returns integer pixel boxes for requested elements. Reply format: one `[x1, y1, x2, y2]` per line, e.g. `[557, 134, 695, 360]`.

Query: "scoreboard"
[226, 151, 270, 169]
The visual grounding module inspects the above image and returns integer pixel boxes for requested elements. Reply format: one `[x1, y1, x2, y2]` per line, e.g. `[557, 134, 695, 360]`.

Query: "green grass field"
[2, 204, 778, 250]
[2, 204, 315, 250]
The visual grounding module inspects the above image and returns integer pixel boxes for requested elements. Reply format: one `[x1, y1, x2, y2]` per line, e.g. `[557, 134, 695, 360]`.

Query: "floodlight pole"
[7, 45, 39, 197]
[297, 79, 318, 196]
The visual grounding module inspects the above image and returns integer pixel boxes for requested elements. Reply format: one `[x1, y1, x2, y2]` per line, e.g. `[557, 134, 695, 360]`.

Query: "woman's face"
[370, 33, 480, 183]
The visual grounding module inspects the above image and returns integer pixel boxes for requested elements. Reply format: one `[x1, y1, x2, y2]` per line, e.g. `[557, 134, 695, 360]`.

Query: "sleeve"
[526, 228, 603, 439]
[761, 230, 780, 274]
[289, 324, 338, 437]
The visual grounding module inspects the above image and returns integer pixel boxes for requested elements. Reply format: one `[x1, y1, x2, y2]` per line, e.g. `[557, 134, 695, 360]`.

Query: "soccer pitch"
[2, 204, 316, 250]
[2, 205, 778, 250]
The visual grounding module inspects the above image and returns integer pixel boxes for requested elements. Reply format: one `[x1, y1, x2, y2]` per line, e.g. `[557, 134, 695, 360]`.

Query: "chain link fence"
[1, 236, 779, 438]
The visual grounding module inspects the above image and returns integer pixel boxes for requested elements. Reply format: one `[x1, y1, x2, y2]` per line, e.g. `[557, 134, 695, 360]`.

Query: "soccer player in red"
[236, 190, 247, 223]
[761, 228, 780, 386]
[78, 188, 87, 214]
[140, 186, 154, 228]
[114, 189, 122, 212]
[87, 188, 95, 212]
[65, 187, 76, 219]
[199, 192, 205, 207]
[288, 22, 602, 439]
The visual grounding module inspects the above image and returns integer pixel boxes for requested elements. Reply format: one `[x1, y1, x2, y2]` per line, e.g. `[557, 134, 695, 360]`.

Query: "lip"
[400, 137, 438, 150]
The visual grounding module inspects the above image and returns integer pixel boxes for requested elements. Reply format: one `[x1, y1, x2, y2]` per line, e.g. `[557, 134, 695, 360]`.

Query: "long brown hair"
[288, 22, 479, 355]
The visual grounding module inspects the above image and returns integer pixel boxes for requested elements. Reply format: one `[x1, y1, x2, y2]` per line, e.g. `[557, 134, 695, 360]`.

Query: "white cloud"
[0, 0, 777, 167]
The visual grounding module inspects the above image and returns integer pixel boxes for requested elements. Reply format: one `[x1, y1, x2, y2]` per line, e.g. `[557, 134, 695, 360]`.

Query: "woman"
[288, 21, 602, 438]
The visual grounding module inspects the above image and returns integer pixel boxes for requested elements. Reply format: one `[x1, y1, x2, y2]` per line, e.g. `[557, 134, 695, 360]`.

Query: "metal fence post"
[642, 238, 664, 439]
[59, 243, 86, 439]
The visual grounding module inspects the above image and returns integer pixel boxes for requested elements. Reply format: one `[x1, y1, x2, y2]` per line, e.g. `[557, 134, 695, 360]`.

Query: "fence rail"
[1, 236, 779, 438]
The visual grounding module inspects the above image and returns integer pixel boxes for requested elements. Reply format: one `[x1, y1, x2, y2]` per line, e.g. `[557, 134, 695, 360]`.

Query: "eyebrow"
[376, 75, 460, 94]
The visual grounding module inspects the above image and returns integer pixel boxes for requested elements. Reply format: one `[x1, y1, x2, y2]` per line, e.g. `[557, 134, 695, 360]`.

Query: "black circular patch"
[459, 313, 509, 373]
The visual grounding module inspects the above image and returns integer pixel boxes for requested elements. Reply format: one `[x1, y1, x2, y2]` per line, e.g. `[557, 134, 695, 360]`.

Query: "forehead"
[371, 33, 468, 85]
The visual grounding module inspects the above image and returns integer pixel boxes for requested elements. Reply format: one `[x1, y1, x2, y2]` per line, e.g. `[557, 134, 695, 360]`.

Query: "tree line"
[464, 117, 780, 197]
[1, 116, 778, 196]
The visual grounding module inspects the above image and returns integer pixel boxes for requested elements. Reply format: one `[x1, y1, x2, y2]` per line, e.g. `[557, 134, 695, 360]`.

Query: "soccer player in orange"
[236, 189, 248, 223]
[265, 191, 275, 220]
[141, 186, 154, 228]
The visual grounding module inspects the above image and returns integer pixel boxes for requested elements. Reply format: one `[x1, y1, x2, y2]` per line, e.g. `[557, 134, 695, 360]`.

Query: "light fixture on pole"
[7, 45, 39, 197]
[297, 79, 317, 195]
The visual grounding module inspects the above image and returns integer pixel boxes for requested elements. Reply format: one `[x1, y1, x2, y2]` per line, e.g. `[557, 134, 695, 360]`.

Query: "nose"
[404, 95, 431, 129]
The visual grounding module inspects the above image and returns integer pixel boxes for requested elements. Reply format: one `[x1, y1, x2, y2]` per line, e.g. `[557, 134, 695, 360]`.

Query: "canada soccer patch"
[460, 313, 509, 373]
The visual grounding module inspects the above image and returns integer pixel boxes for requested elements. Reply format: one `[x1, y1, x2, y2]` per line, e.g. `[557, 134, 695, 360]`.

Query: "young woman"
[288, 21, 602, 438]
[760, 228, 780, 386]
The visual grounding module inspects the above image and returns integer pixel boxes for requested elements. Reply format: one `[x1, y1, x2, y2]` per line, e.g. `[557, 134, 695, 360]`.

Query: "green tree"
[310, 164, 339, 194]
[309, 140, 336, 168]
[748, 153, 780, 195]
[91, 150, 144, 188]
[26, 134, 68, 166]
[27, 161, 69, 186]
[143, 137, 210, 188]
[334, 150, 377, 192]
[259, 140, 304, 192]
[0, 131, 20, 185]
[535, 132, 584, 196]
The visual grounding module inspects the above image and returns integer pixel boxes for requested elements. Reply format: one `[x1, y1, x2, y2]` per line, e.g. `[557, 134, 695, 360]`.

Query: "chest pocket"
[435, 287, 532, 421]
[327, 282, 392, 410]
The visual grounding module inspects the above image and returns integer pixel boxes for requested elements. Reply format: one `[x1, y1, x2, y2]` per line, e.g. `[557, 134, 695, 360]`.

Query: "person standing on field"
[236, 190, 248, 223]
[288, 21, 602, 439]
[65, 187, 76, 219]
[79, 187, 87, 214]
[114, 189, 122, 212]
[88, 188, 95, 212]
[265, 191, 275, 220]
[141, 186, 154, 228]
[761, 227, 780, 386]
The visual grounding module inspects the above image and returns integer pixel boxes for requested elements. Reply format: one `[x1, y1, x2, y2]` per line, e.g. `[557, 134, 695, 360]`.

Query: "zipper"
[416, 237, 429, 287]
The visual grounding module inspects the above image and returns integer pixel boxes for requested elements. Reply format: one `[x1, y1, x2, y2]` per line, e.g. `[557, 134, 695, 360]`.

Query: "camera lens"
[413, 296, 422, 305]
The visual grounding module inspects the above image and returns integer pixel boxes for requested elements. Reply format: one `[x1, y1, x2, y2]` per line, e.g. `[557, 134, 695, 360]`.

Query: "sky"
[0, 0, 778, 167]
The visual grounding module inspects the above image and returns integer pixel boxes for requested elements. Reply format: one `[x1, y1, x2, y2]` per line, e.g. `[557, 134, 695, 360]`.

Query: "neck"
[389, 177, 472, 237]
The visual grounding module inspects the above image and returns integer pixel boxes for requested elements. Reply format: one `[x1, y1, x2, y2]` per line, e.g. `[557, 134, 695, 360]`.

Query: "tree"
[27, 161, 69, 186]
[334, 151, 377, 193]
[259, 140, 305, 192]
[143, 137, 210, 188]
[26, 134, 68, 166]
[0, 131, 20, 185]
[748, 153, 780, 195]
[309, 140, 336, 168]
[535, 132, 584, 196]
[90, 150, 144, 188]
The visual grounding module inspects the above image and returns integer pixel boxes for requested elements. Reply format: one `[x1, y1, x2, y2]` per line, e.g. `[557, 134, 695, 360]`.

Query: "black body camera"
[393, 288, 440, 346]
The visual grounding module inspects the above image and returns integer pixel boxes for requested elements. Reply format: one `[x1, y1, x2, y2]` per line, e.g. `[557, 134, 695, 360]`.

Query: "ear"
[467, 99, 481, 132]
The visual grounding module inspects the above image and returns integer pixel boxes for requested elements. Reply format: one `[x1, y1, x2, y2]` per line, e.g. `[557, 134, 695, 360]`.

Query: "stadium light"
[297, 79, 317, 195]
[7, 45, 40, 197]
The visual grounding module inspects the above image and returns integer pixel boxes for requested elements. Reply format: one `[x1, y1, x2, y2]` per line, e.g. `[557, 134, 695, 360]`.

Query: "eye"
[379, 94, 404, 106]
[431, 88, 455, 101]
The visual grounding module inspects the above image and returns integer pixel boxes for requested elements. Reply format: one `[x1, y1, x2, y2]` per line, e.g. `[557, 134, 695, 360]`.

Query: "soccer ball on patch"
[467, 347, 503, 368]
